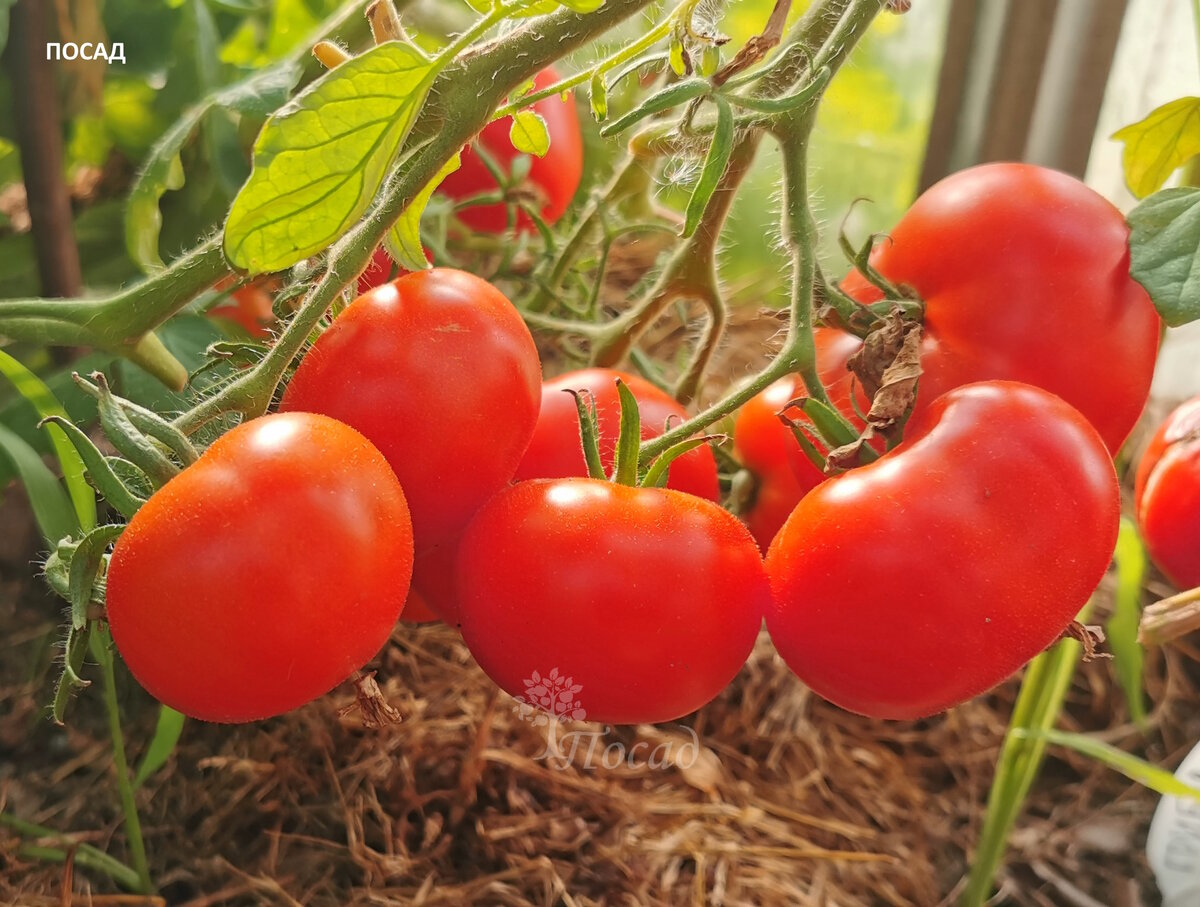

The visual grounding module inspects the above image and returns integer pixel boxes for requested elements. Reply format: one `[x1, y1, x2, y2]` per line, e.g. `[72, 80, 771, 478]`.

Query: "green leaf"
[1109, 517, 1147, 724]
[0, 351, 96, 531]
[1113, 97, 1200, 199]
[126, 63, 303, 272]
[385, 152, 460, 272]
[224, 42, 433, 274]
[509, 110, 550, 157]
[1014, 728, 1200, 802]
[133, 706, 186, 788]
[1128, 187, 1200, 327]
[0, 425, 76, 545]
[682, 94, 733, 238]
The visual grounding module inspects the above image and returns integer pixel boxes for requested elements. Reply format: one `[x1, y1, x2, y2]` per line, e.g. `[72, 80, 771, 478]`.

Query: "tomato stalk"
[93, 626, 154, 894]
[171, 0, 658, 435]
[635, 0, 888, 466]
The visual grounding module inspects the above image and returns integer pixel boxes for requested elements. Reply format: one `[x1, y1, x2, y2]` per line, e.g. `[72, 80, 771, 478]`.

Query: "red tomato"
[513, 368, 719, 501]
[732, 329, 866, 548]
[408, 537, 460, 623]
[457, 479, 768, 724]
[841, 163, 1158, 454]
[280, 268, 542, 550]
[210, 283, 275, 339]
[438, 67, 583, 233]
[106, 413, 414, 723]
[1135, 396, 1200, 589]
[766, 381, 1120, 720]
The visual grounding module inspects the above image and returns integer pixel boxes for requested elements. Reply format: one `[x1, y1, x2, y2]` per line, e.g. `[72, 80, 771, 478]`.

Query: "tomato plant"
[765, 381, 1120, 720]
[106, 413, 414, 723]
[733, 329, 866, 547]
[840, 163, 1160, 454]
[1136, 395, 1200, 589]
[456, 479, 768, 725]
[514, 368, 719, 501]
[280, 268, 542, 550]
[438, 67, 583, 233]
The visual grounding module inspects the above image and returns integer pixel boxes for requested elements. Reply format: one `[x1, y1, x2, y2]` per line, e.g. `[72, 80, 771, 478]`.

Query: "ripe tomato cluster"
[106, 161, 1154, 726]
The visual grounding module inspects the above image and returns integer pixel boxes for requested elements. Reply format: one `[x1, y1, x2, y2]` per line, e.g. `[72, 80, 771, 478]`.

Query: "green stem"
[636, 0, 883, 464]
[174, 0, 658, 433]
[494, 11, 677, 118]
[94, 627, 153, 894]
[0, 813, 144, 892]
[961, 603, 1094, 907]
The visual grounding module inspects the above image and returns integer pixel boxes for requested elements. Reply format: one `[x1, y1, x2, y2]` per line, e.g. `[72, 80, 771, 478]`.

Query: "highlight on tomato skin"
[455, 478, 769, 726]
[438, 66, 584, 234]
[514, 368, 720, 502]
[765, 380, 1121, 721]
[104, 413, 415, 724]
[1135, 395, 1200, 590]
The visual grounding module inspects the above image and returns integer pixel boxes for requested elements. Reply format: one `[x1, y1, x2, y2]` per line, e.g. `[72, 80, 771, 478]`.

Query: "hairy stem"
[175, 0, 657, 433]
[95, 629, 153, 894]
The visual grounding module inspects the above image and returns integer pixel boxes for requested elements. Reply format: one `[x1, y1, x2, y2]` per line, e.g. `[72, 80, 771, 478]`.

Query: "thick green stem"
[94, 628, 153, 894]
[175, 0, 657, 433]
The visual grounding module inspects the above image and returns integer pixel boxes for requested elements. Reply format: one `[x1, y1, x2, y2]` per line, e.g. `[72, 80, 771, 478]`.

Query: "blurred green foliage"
[718, 1, 946, 308]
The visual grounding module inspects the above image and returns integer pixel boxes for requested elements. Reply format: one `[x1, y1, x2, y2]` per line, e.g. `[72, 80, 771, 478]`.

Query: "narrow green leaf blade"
[0, 424, 76, 545]
[1128, 187, 1200, 327]
[0, 350, 95, 531]
[1016, 728, 1200, 802]
[1109, 517, 1147, 723]
[224, 42, 432, 273]
[134, 706, 186, 788]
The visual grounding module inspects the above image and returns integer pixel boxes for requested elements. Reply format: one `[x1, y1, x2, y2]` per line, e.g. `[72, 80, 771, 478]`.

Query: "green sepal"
[599, 78, 709, 137]
[722, 66, 831, 114]
[67, 525, 123, 630]
[92, 373, 180, 488]
[682, 93, 733, 237]
[565, 389, 607, 481]
[40, 417, 146, 521]
[75, 373, 198, 466]
[641, 435, 721, 489]
[611, 378, 642, 486]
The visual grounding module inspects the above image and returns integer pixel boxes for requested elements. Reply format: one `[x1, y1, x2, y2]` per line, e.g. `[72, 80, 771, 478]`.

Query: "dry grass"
[3, 530, 1198, 906]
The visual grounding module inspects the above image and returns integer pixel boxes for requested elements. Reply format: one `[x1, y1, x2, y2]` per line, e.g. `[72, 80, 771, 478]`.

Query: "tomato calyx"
[566, 377, 720, 490]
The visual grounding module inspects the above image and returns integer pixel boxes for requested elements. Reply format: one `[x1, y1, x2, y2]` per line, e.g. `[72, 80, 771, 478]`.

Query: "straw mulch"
[2, 246, 1198, 906]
